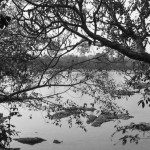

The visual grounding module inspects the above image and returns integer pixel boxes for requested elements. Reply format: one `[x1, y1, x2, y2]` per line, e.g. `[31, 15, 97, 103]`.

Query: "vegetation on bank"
[32, 53, 149, 73]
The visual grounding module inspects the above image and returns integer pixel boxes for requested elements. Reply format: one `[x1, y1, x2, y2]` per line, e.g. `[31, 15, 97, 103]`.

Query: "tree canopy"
[10, 0, 150, 63]
[0, 0, 149, 109]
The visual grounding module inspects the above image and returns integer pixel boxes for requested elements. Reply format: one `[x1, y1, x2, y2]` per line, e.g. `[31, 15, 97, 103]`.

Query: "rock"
[113, 89, 135, 96]
[13, 137, 46, 145]
[0, 113, 3, 118]
[0, 116, 7, 124]
[90, 112, 133, 127]
[53, 139, 63, 144]
[86, 115, 97, 124]
[52, 111, 71, 119]
[91, 115, 111, 127]
[101, 111, 117, 119]
[0, 148, 20, 150]
[17, 114, 22, 117]
[52, 107, 96, 119]
[101, 110, 133, 120]
[6, 148, 20, 150]
[118, 114, 134, 120]
[84, 107, 96, 111]
[129, 122, 150, 131]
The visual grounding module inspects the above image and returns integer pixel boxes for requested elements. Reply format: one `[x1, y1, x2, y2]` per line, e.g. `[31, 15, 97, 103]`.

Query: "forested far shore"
[32, 53, 149, 73]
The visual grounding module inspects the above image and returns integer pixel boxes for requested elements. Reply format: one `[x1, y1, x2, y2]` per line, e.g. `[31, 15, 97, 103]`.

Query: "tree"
[10, 0, 150, 63]
[0, 0, 117, 109]
[0, 0, 148, 119]
[0, 0, 147, 119]
[0, 0, 150, 148]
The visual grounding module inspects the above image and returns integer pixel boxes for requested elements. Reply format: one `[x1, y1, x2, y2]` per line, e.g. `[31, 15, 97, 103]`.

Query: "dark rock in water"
[112, 89, 135, 97]
[5, 148, 20, 150]
[52, 111, 71, 119]
[86, 115, 97, 124]
[13, 137, 46, 145]
[0, 148, 20, 150]
[53, 139, 63, 144]
[52, 107, 96, 119]
[101, 111, 117, 119]
[117, 114, 134, 120]
[91, 115, 111, 127]
[84, 107, 96, 112]
[90, 112, 134, 127]
[17, 114, 22, 117]
[0, 113, 3, 118]
[128, 122, 150, 131]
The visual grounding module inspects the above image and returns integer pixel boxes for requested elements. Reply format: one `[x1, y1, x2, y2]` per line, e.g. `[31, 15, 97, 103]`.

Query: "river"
[1, 71, 150, 150]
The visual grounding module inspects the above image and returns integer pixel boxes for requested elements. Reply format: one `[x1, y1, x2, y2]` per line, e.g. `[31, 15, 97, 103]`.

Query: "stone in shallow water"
[90, 113, 134, 127]
[91, 115, 111, 127]
[52, 111, 71, 119]
[128, 122, 150, 131]
[0, 113, 3, 118]
[117, 114, 134, 120]
[5, 148, 20, 150]
[86, 115, 97, 124]
[13, 137, 46, 145]
[53, 139, 63, 144]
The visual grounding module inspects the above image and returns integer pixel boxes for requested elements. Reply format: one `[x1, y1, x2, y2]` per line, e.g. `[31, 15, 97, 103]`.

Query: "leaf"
[122, 139, 127, 145]
[142, 101, 145, 108]
[138, 100, 143, 106]
[138, 100, 145, 108]
[84, 128, 87, 132]
[122, 129, 126, 134]
[10, 124, 15, 128]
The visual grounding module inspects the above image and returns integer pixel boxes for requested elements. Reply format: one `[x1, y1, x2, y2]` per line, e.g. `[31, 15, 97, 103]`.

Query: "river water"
[1, 71, 150, 150]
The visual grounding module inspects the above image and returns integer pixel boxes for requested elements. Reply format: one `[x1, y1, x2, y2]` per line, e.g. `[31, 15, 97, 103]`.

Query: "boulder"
[13, 137, 46, 145]
[91, 115, 111, 127]
[89, 112, 133, 127]
[118, 114, 134, 120]
[0, 113, 3, 118]
[53, 139, 63, 144]
[84, 107, 96, 111]
[52, 111, 71, 119]
[86, 115, 97, 124]
[0, 148, 20, 150]
[101, 111, 117, 119]
[52, 107, 96, 119]
[5, 148, 20, 150]
[128, 122, 150, 131]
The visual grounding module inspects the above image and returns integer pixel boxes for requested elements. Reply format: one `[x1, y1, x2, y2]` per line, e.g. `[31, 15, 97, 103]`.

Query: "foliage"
[112, 122, 150, 145]
[0, 0, 150, 147]
[127, 69, 150, 107]
[0, 110, 18, 148]
[9, 0, 150, 63]
[0, 0, 149, 105]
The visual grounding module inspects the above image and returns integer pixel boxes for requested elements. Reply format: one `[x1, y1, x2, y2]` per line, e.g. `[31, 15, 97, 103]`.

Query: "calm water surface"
[1, 72, 150, 150]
